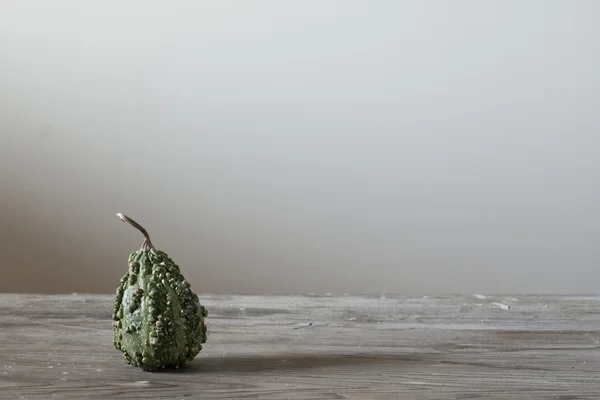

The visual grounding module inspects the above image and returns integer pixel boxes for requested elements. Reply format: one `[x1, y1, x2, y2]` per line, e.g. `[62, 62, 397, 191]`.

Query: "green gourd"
[112, 213, 208, 371]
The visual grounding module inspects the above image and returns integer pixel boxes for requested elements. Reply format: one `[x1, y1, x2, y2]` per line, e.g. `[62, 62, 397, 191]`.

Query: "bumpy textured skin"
[112, 248, 208, 371]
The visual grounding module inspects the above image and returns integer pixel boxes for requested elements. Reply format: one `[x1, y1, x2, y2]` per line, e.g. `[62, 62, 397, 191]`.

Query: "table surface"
[1, 293, 600, 399]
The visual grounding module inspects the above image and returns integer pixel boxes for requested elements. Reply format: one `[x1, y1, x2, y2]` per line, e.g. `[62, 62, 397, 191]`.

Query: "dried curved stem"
[116, 213, 155, 251]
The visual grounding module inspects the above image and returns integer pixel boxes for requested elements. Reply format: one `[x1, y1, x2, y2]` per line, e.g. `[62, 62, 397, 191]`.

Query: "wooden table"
[1, 293, 599, 399]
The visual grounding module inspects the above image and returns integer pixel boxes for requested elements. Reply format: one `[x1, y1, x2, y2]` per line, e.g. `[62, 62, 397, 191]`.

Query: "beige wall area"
[1, 1, 599, 295]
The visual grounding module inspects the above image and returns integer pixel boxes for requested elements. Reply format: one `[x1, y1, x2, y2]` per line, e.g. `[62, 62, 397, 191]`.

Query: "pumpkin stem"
[116, 213, 155, 251]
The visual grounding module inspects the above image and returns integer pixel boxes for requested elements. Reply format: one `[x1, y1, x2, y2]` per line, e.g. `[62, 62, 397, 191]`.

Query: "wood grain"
[1, 293, 600, 399]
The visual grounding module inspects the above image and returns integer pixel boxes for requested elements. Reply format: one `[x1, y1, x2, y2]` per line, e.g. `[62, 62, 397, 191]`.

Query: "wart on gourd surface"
[112, 213, 208, 371]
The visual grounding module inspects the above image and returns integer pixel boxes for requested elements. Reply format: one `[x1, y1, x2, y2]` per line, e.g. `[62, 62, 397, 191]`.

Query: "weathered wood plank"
[1, 293, 600, 399]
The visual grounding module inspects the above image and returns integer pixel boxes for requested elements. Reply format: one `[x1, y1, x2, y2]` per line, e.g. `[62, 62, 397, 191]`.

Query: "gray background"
[1, 1, 599, 295]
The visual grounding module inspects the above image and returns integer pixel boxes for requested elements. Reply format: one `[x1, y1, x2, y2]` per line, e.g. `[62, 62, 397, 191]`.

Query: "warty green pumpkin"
[112, 213, 208, 371]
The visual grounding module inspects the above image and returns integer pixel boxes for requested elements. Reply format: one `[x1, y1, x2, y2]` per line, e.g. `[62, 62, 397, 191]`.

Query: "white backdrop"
[1, 0, 599, 294]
